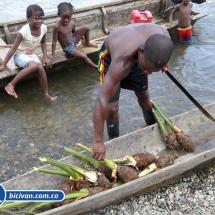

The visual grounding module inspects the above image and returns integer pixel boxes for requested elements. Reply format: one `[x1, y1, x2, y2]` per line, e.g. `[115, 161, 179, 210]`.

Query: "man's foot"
[5, 83, 18, 98]
[44, 94, 57, 101]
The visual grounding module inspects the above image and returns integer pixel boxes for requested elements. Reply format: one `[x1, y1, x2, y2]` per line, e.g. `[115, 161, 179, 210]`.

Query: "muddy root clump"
[116, 165, 139, 183]
[176, 131, 195, 152]
[155, 154, 179, 170]
[165, 133, 179, 150]
[132, 152, 156, 168]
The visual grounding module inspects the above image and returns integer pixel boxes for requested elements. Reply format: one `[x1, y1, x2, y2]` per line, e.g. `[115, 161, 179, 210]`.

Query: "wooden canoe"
[1, 102, 215, 215]
[0, 0, 208, 88]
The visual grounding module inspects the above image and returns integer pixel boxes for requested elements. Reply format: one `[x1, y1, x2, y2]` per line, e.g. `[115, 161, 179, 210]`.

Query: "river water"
[0, 0, 115, 23]
[0, 1, 214, 182]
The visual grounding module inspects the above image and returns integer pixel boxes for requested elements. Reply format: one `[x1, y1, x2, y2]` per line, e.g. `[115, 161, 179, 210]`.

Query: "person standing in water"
[0, 4, 57, 100]
[165, 0, 198, 42]
[50, 2, 98, 69]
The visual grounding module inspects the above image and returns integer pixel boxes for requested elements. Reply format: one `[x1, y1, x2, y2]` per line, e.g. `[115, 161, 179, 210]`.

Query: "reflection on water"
[1, 1, 215, 182]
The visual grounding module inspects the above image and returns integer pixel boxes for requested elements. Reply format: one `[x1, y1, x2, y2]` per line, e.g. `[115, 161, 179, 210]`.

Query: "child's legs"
[36, 64, 49, 95]
[12, 54, 41, 86]
[72, 48, 97, 69]
[74, 25, 90, 43]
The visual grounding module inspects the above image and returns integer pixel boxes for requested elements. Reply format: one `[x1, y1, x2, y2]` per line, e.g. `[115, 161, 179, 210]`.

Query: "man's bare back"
[105, 23, 169, 63]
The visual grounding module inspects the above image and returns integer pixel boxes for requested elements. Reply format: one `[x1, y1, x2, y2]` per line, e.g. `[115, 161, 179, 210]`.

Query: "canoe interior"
[1, 102, 215, 215]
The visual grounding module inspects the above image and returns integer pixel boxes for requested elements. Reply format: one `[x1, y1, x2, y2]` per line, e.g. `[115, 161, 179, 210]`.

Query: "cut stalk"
[39, 157, 80, 179]
[61, 162, 98, 183]
[152, 108, 179, 150]
[151, 100, 175, 132]
[64, 147, 100, 169]
[0, 202, 30, 210]
[111, 156, 137, 167]
[152, 108, 168, 137]
[139, 163, 157, 177]
[26, 202, 54, 215]
[33, 167, 70, 177]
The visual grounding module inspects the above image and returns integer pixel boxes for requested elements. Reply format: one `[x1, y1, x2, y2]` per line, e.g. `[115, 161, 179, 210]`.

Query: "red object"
[130, 10, 153, 24]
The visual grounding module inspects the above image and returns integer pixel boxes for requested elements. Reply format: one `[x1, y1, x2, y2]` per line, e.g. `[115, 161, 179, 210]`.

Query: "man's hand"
[92, 141, 106, 161]
[43, 57, 52, 68]
[162, 65, 168, 73]
[0, 65, 5, 72]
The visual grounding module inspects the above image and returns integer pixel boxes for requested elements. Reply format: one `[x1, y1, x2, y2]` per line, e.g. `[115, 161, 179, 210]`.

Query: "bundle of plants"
[76, 143, 139, 183]
[111, 152, 156, 170]
[38, 157, 111, 191]
[152, 101, 195, 152]
[64, 147, 112, 182]
[152, 107, 179, 150]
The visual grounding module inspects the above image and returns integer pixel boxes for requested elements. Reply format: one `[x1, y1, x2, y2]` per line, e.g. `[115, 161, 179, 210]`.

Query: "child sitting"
[51, 2, 98, 69]
[0, 4, 57, 100]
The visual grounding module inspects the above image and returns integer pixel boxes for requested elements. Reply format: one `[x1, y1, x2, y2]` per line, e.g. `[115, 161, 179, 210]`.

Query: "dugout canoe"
[1, 102, 215, 215]
[0, 0, 208, 88]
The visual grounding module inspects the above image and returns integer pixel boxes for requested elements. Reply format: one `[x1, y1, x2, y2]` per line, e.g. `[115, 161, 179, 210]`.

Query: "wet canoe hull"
[1, 102, 215, 215]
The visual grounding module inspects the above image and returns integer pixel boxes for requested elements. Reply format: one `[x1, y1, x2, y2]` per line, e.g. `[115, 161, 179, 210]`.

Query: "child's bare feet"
[85, 42, 98, 48]
[44, 94, 57, 101]
[5, 83, 18, 98]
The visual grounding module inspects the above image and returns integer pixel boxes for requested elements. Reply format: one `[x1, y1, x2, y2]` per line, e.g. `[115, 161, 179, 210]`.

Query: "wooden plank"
[0, 38, 17, 71]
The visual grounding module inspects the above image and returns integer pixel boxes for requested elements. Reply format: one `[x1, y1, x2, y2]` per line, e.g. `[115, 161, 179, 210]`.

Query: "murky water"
[0, 1, 215, 182]
[0, 0, 115, 23]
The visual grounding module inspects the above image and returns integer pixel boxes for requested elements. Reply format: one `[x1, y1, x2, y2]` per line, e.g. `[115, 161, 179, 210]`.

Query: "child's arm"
[50, 25, 59, 60]
[165, 6, 179, 28]
[0, 33, 23, 71]
[40, 34, 51, 68]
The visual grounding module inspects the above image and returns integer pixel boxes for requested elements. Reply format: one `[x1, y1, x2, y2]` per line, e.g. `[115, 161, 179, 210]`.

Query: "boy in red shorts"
[166, 0, 198, 42]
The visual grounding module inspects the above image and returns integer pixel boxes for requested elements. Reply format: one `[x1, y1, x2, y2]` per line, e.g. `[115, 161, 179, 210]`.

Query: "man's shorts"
[63, 33, 76, 57]
[98, 42, 148, 103]
[177, 26, 193, 42]
[13, 53, 42, 69]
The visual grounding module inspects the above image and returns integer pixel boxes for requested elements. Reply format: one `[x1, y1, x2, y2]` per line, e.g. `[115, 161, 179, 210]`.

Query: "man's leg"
[135, 90, 156, 126]
[106, 101, 119, 140]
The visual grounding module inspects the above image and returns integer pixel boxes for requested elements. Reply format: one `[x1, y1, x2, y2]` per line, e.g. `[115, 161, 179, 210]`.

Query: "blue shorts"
[63, 34, 76, 57]
[13, 53, 42, 69]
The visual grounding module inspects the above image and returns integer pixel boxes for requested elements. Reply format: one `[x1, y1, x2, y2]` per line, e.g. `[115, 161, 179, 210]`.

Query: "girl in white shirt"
[0, 4, 57, 101]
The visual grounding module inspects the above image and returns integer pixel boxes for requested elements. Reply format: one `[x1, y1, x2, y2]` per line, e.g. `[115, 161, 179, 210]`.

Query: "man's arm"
[92, 58, 132, 160]
[0, 33, 22, 71]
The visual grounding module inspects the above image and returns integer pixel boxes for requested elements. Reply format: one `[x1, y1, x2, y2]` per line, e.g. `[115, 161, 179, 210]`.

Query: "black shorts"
[98, 42, 148, 103]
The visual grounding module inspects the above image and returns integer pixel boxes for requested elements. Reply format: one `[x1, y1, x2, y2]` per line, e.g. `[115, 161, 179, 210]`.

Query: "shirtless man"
[166, 0, 198, 42]
[51, 2, 98, 69]
[92, 23, 174, 160]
